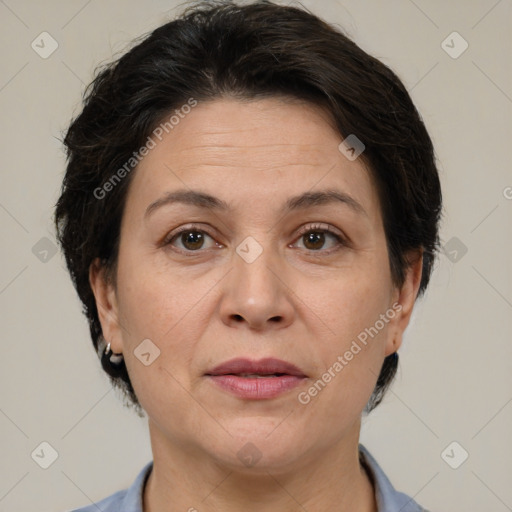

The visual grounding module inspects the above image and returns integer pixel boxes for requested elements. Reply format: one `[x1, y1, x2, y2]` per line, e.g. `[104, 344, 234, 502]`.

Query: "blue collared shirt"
[69, 444, 430, 511]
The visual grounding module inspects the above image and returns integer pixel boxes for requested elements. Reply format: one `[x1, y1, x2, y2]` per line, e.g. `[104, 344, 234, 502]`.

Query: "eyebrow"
[144, 188, 367, 219]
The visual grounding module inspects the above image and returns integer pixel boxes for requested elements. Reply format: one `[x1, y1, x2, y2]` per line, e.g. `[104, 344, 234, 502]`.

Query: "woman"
[56, 1, 441, 510]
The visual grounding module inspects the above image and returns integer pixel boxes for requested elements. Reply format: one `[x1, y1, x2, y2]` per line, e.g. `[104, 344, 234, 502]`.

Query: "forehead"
[124, 97, 379, 221]
[169, 97, 337, 162]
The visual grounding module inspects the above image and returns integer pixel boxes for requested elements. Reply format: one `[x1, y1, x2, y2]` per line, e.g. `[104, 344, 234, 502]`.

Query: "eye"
[292, 223, 347, 253]
[164, 225, 221, 253]
[163, 222, 347, 255]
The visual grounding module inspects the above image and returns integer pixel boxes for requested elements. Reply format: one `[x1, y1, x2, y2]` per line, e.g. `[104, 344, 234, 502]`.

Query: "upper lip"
[206, 357, 307, 377]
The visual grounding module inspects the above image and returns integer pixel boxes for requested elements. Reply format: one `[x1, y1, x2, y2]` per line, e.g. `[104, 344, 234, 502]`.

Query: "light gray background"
[1, 1, 511, 511]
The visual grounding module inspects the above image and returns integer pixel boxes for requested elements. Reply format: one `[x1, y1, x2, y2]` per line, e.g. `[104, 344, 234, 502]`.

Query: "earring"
[105, 342, 124, 365]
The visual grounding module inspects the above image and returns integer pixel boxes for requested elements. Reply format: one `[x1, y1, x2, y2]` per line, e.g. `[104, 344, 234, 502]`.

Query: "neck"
[143, 419, 377, 512]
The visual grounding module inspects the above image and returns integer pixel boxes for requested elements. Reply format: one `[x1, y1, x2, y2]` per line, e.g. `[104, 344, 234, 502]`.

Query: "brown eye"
[165, 227, 218, 252]
[293, 223, 347, 253]
[179, 231, 206, 250]
[302, 231, 327, 251]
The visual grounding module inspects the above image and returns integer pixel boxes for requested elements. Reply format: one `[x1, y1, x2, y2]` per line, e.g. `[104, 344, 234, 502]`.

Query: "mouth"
[205, 357, 307, 399]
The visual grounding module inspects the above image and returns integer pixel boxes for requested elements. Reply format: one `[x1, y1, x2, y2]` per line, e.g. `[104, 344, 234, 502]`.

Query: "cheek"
[310, 266, 392, 350]
[115, 270, 200, 422]
[300, 262, 392, 404]
[112, 268, 194, 400]
[114, 252, 225, 402]
[116, 255, 209, 340]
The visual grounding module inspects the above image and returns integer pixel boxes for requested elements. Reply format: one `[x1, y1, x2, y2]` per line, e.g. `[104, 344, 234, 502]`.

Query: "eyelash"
[294, 223, 347, 254]
[163, 223, 348, 256]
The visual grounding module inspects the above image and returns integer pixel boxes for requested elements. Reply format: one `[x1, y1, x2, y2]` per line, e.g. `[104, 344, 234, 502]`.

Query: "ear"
[384, 249, 424, 356]
[89, 258, 124, 354]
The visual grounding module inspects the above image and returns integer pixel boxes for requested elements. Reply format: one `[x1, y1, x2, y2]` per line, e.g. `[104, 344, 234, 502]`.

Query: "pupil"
[183, 231, 203, 250]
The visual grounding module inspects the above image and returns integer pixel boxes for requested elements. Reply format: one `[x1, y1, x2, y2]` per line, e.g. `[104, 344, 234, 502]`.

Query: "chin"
[205, 418, 309, 473]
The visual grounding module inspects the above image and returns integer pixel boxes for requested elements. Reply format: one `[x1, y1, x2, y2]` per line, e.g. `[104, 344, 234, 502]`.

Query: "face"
[91, 97, 421, 473]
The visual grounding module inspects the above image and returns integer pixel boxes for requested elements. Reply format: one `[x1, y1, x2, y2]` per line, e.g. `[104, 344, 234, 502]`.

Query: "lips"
[205, 358, 307, 400]
[205, 357, 307, 378]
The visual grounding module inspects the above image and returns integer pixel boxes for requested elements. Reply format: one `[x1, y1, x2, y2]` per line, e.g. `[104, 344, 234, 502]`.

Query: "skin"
[90, 97, 422, 512]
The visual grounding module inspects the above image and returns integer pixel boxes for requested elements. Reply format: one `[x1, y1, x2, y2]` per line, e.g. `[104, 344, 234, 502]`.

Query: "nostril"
[229, 314, 282, 325]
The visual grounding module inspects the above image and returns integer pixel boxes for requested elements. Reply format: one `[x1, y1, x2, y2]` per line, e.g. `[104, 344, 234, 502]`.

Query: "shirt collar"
[359, 443, 426, 511]
[119, 459, 152, 512]
[122, 444, 424, 512]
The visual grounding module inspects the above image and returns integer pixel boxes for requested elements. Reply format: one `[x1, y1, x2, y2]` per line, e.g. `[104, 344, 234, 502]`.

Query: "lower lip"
[207, 375, 306, 399]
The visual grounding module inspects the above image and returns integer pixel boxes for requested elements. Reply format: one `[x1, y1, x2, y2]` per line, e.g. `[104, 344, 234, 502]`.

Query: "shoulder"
[67, 489, 125, 512]
[66, 460, 153, 512]
[359, 444, 431, 512]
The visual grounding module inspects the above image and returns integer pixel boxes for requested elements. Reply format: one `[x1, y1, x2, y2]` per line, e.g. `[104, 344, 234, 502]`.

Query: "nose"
[218, 240, 295, 331]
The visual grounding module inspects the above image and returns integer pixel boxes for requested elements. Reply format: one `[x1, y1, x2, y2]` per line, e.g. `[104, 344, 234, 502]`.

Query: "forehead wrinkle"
[172, 143, 333, 169]
[176, 143, 328, 149]
[194, 162, 322, 169]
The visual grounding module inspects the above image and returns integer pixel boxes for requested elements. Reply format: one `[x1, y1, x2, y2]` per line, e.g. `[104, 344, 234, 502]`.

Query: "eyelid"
[163, 221, 349, 253]
[294, 222, 346, 241]
[291, 222, 349, 253]
[162, 223, 220, 246]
